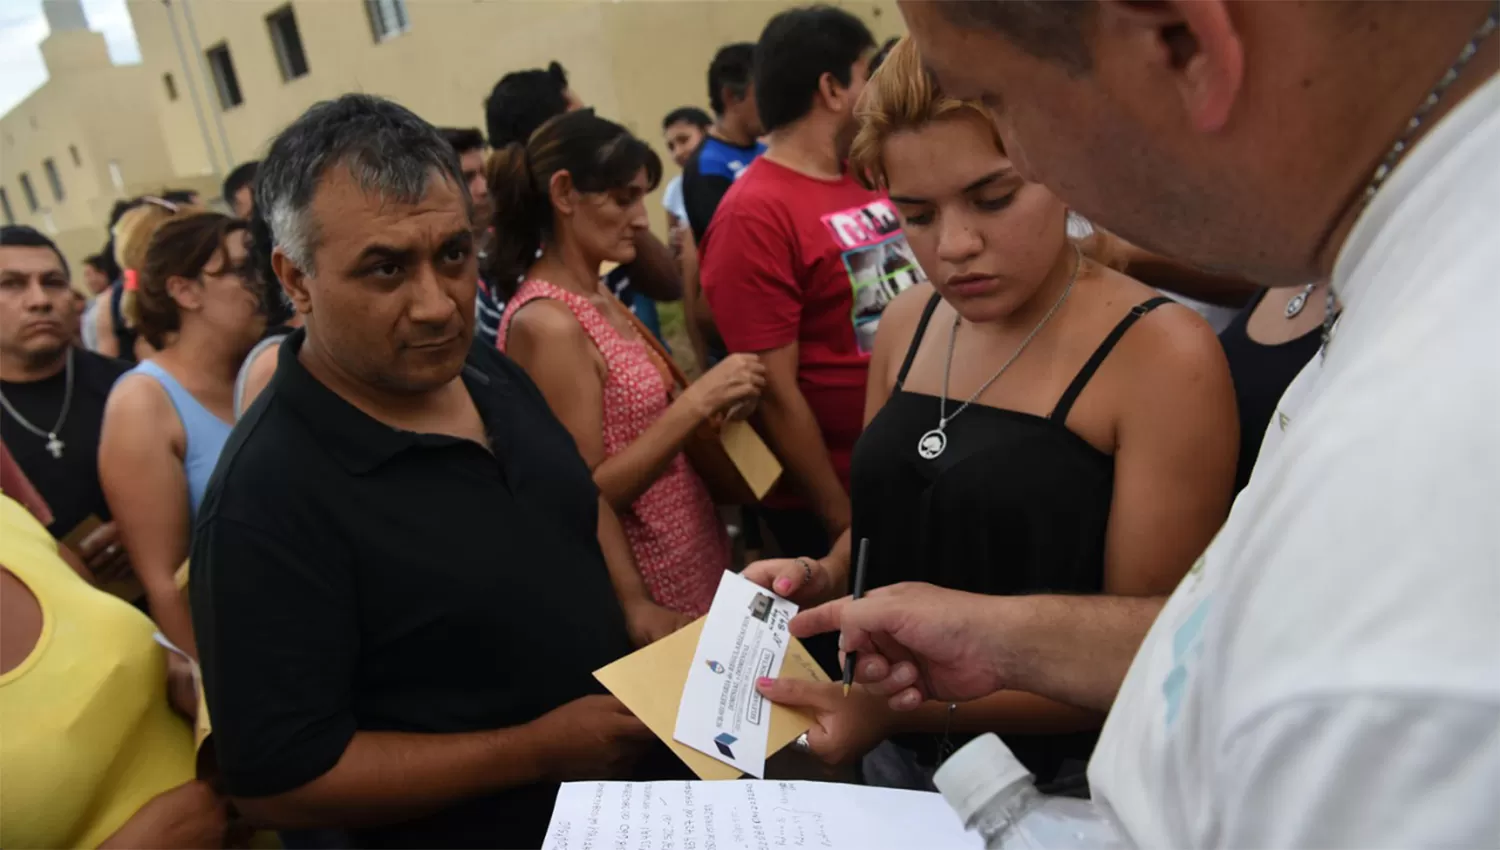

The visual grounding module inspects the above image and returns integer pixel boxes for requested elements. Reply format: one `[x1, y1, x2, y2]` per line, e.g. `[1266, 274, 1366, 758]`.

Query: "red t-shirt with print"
[699, 157, 927, 506]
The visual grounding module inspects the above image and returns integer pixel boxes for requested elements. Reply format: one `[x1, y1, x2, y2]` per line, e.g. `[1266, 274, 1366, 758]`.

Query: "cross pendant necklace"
[0, 347, 74, 460]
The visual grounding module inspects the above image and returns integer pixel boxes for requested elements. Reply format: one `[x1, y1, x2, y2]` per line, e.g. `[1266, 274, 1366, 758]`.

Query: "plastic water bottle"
[933, 733, 1126, 849]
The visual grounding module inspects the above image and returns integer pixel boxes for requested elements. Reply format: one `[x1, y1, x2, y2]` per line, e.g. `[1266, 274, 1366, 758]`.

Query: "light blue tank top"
[129, 360, 233, 519]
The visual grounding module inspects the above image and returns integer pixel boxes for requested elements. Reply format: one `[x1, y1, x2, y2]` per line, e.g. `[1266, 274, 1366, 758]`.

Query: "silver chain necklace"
[918, 243, 1082, 460]
[1323, 9, 1498, 353]
[0, 347, 74, 459]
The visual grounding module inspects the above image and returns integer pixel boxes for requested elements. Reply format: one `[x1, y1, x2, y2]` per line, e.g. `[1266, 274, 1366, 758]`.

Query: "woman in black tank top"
[1218, 284, 1328, 493]
[746, 39, 1239, 789]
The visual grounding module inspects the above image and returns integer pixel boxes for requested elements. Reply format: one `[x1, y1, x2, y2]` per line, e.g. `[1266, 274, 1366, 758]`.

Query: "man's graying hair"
[256, 94, 469, 274]
[939, 1, 1097, 74]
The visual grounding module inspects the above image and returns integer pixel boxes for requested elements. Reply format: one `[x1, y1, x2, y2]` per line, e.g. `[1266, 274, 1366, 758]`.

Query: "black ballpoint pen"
[842, 537, 871, 697]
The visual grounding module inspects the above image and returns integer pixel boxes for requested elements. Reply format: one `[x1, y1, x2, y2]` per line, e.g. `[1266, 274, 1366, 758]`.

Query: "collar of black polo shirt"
[271, 327, 505, 475]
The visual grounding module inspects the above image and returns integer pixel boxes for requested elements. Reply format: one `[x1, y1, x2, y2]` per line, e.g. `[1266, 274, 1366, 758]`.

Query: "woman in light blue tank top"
[127, 360, 233, 513]
[98, 212, 265, 657]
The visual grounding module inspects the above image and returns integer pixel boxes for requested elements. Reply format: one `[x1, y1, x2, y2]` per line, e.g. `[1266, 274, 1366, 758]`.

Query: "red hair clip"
[123, 268, 139, 292]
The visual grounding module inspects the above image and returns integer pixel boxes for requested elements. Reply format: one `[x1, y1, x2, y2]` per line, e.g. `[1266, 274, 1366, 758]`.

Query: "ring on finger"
[105, 543, 121, 557]
[795, 557, 816, 585]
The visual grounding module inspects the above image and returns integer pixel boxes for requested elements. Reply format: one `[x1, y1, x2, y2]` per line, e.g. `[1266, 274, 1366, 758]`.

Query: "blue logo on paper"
[706, 660, 725, 674]
[714, 732, 737, 759]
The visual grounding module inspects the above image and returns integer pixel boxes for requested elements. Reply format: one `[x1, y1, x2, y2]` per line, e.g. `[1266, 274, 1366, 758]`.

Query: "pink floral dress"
[499, 279, 727, 615]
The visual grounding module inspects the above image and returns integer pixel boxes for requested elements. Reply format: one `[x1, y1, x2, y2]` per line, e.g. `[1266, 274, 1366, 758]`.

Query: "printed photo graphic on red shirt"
[821, 199, 928, 353]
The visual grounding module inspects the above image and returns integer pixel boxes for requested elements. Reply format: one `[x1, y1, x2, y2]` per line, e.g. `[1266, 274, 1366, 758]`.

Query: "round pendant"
[917, 428, 947, 460]
[1284, 292, 1308, 318]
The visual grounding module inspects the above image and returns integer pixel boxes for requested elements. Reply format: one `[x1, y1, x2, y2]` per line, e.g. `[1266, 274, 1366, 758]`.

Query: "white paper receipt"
[673, 570, 798, 778]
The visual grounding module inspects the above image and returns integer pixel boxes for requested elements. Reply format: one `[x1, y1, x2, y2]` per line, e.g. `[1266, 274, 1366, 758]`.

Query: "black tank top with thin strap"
[849, 293, 1170, 783]
[1217, 289, 1323, 494]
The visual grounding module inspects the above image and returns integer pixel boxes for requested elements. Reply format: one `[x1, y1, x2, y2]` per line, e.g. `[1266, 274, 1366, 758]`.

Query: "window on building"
[267, 5, 310, 81]
[108, 160, 125, 193]
[43, 158, 64, 202]
[18, 174, 39, 212]
[206, 43, 244, 110]
[365, 0, 410, 43]
[0, 189, 13, 225]
[69, 144, 81, 167]
[163, 72, 179, 101]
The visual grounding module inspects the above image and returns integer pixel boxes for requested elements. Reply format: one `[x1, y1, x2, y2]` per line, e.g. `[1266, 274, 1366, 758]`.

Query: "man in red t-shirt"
[700, 6, 927, 559]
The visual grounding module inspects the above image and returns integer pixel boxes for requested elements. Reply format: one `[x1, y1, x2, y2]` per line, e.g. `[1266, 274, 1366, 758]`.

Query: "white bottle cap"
[932, 733, 1034, 827]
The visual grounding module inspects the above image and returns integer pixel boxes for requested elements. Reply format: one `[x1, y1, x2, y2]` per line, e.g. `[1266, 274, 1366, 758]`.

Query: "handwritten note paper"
[541, 779, 981, 850]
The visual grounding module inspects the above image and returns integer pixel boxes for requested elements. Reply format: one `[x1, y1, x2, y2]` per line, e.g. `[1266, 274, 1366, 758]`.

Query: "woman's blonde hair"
[849, 37, 1005, 193]
[848, 37, 1128, 270]
[111, 197, 195, 331]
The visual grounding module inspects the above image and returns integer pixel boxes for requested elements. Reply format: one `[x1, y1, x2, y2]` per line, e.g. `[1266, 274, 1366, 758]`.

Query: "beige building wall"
[0, 7, 210, 278]
[131, 0, 907, 233]
[3, 0, 906, 279]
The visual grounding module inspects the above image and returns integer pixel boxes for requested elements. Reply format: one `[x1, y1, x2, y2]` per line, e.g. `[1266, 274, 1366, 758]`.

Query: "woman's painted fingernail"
[774, 579, 790, 594]
[757, 677, 775, 689]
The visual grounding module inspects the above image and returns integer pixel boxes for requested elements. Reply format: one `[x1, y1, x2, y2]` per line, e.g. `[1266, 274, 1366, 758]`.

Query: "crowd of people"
[0, 1, 1494, 848]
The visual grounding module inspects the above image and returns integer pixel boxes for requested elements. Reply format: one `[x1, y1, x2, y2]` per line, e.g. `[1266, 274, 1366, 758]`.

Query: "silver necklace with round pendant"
[919, 245, 1081, 460]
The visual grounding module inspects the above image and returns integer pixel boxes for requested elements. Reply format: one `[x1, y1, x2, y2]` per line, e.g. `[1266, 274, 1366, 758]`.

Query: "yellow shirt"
[0, 496, 196, 849]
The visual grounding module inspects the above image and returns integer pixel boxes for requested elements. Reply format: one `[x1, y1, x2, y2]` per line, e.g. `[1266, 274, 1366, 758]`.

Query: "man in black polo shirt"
[190, 95, 680, 848]
[0, 226, 131, 581]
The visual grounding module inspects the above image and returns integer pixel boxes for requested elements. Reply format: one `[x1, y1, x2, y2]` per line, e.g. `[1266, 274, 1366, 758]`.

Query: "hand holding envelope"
[594, 572, 829, 780]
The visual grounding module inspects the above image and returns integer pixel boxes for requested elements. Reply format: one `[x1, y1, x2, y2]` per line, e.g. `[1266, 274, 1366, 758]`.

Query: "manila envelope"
[595, 616, 830, 780]
[719, 419, 782, 501]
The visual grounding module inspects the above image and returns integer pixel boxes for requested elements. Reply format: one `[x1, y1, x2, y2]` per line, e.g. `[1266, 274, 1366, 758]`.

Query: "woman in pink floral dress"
[491, 111, 765, 616]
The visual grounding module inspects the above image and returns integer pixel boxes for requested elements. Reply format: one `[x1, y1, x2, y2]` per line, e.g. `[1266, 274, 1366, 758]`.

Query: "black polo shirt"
[190, 329, 633, 848]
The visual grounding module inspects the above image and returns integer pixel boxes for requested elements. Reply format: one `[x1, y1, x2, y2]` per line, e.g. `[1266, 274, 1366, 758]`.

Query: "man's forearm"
[233, 727, 547, 830]
[625, 231, 683, 301]
[897, 690, 1103, 737]
[759, 381, 850, 534]
[680, 255, 713, 372]
[1000, 594, 1166, 713]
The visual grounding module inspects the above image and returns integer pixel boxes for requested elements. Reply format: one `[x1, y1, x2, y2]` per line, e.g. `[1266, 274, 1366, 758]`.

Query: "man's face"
[833, 54, 874, 161]
[288, 167, 477, 395]
[664, 122, 706, 169]
[900, 2, 1305, 283]
[83, 264, 110, 295]
[0, 246, 74, 368]
[563, 87, 585, 113]
[458, 148, 492, 228]
[232, 185, 254, 219]
[726, 84, 765, 139]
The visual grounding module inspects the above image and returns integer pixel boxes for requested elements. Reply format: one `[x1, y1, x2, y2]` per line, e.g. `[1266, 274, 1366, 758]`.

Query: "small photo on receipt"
[673, 571, 798, 778]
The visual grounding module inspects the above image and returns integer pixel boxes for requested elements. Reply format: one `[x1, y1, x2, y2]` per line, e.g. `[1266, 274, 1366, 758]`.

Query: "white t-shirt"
[1089, 75, 1500, 848]
[663, 174, 687, 223]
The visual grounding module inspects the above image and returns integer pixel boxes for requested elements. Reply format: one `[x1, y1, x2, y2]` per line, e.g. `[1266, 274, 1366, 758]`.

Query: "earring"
[534, 246, 544, 259]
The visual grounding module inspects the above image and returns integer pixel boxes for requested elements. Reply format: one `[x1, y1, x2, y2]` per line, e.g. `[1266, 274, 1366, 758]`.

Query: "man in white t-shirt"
[785, 2, 1500, 846]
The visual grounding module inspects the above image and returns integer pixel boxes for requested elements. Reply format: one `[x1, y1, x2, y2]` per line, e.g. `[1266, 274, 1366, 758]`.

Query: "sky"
[0, 0, 142, 116]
